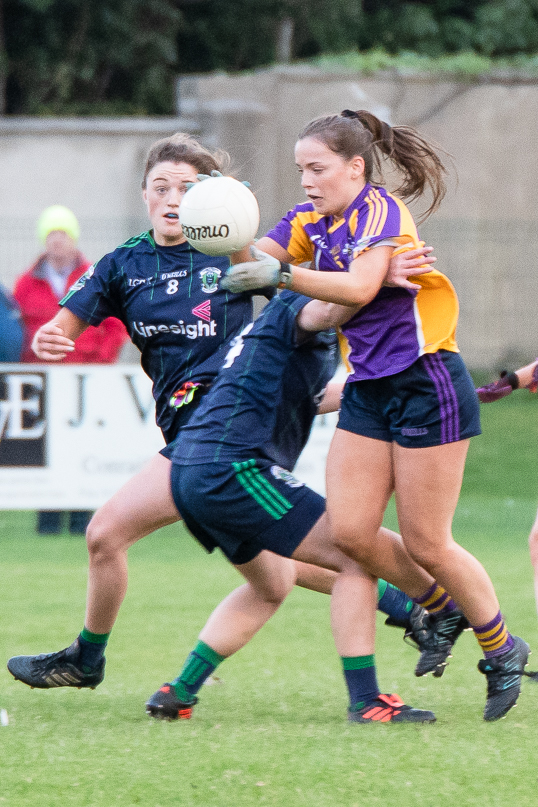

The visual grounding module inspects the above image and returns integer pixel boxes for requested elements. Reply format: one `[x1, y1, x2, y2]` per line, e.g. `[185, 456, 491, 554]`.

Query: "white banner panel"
[0, 364, 164, 509]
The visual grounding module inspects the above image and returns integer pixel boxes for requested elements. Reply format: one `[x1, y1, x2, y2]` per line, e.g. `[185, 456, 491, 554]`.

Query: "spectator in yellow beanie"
[13, 205, 128, 535]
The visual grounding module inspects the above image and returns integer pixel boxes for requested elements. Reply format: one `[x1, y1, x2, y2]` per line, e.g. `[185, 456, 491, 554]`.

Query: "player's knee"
[404, 539, 430, 567]
[332, 532, 372, 566]
[85, 511, 121, 561]
[405, 534, 456, 577]
[255, 572, 295, 606]
[267, 587, 289, 607]
[257, 583, 289, 607]
[85, 516, 105, 558]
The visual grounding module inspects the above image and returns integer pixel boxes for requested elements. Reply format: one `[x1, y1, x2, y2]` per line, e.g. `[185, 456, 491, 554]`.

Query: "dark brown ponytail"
[298, 109, 448, 221]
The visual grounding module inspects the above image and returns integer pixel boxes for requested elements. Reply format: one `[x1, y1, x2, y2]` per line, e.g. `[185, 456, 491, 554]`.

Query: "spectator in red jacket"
[14, 205, 127, 364]
[13, 205, 128, 535]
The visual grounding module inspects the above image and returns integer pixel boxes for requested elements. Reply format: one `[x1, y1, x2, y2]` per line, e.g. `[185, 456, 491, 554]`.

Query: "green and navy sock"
[78, 628, 109, 673]
[342, 654, 380, 711]
[377, 580, 414, 625]
[172, 640, 225, 703]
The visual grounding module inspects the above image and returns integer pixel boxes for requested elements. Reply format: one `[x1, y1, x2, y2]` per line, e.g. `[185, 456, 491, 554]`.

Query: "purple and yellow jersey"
[266, 183, 459, 381]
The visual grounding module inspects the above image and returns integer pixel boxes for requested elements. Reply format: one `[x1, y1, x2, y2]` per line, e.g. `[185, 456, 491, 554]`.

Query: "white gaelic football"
[179, 176, 260, 256]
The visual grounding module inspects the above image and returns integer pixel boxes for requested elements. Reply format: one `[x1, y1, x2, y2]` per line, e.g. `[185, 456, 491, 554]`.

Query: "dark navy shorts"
[170, 458, 325, 565]
[338, 351, 481, 448]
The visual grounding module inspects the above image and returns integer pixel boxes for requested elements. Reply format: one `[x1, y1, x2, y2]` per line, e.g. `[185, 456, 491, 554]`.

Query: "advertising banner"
[0, 364, 164, 509]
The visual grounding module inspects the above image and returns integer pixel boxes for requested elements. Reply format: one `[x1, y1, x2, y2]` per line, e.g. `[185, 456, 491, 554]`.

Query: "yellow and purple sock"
[471, 611, 514, 658]
[413, 582, 457, 615]
[342, 655, 380, 709]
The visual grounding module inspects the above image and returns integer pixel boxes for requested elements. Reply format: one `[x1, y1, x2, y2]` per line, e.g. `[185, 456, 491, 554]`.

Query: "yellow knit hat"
[37, 205, 80, 244]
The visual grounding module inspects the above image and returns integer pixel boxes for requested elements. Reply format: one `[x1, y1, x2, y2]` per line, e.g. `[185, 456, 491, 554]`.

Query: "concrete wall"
[2, 67, 538, 369]
[358, 72, 538, 370]
[0, 117, 198, 290]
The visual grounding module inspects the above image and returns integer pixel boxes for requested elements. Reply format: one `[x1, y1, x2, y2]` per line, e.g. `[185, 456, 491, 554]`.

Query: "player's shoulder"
[277, 289, 311, 313]
[94, 232, 155, 274]
[349, 184, 413, 239]
[114, 231, 155, 254]
[288, 201, 324, 225]
[114, 230, 155, 252]
[361, 185, 412, 218]
[356, 183, 395, 207]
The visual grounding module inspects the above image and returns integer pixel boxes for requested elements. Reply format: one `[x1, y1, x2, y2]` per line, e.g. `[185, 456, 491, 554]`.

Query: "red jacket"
[13, 253, 128, 364]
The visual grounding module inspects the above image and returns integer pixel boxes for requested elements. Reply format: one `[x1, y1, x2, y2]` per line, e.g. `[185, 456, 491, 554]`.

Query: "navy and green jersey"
[171, 290, 339, 471]
[60, 232, 259, 440]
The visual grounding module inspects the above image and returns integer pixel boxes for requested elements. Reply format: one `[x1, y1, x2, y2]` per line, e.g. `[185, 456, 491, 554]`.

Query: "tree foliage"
[356, 0, 538, 57]
[2, 0, 182, 114]
[1, 0, 538, 115]
[175, 0, 362, 72]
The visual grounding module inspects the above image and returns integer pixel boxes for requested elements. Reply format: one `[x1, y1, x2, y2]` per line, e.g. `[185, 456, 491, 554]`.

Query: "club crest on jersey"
[270, 466, 304, 488]
[199, 267, 222, 293]
[191, 300, 211, 322]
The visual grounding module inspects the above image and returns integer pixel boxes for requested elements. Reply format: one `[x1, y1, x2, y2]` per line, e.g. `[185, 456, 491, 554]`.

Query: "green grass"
[1, 393, 538, 806]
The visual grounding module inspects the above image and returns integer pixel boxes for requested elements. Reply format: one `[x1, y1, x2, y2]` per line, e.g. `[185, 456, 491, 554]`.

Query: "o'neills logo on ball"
[183, 224, 230, 240]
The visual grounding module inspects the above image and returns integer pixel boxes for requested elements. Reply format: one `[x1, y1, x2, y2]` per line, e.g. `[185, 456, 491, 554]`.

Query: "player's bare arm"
[297, 299, 359, 332]
[224, 243, 393, 306]
[317, 382, 345, 415]
[225, 239, 436, 299]
[32, 307, 89, 361]
[254, 236, 294, 263]
[514, 359, 538, 389]
[288, 245, 393, 307]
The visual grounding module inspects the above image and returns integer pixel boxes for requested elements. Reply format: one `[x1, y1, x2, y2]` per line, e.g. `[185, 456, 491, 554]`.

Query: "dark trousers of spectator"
[37, 511, 93, 535]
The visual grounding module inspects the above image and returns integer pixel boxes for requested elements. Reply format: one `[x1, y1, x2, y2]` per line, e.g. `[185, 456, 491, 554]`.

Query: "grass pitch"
[1, 393, 538, 806]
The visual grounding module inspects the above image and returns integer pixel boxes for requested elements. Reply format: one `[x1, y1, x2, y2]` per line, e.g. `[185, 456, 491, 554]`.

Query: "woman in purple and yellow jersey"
[223, 109, 532, 721]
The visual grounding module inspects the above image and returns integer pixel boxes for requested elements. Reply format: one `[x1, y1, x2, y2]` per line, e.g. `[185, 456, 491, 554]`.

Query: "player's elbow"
[349, 287, 377, 307]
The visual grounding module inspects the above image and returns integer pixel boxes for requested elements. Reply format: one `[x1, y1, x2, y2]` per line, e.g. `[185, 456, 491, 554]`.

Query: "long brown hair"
[142, 133, 231, 189]
[298, 109, 447, 221]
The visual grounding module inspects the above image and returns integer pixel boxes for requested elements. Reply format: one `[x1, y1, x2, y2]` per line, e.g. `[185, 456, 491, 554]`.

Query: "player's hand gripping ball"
[179, 173, 260, 256]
